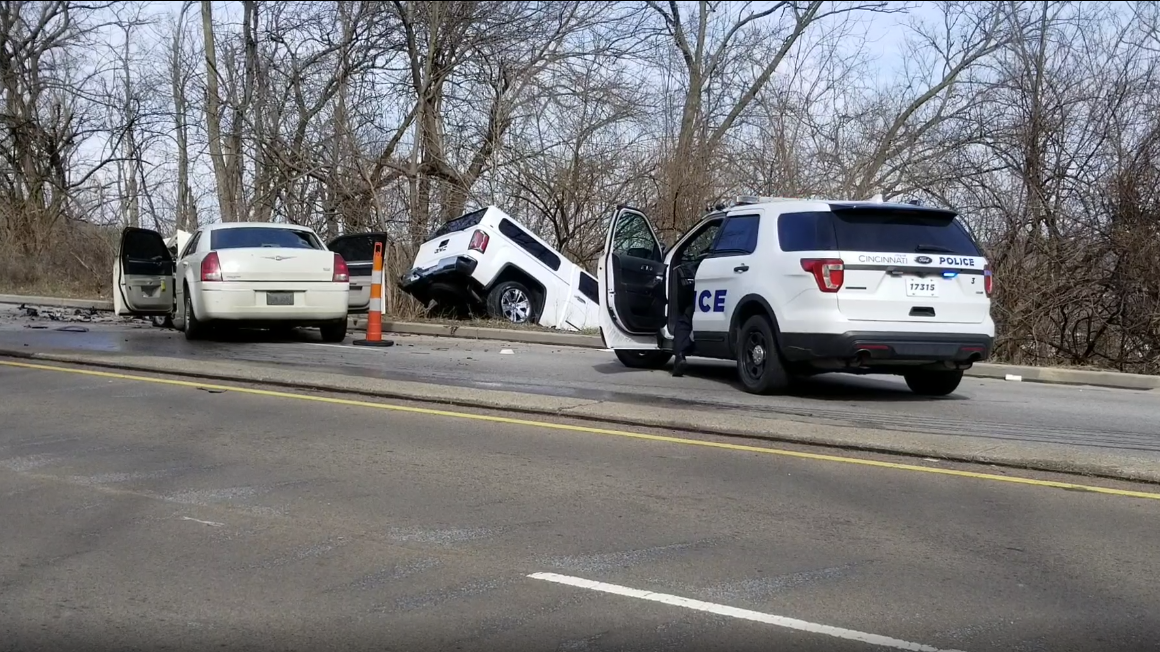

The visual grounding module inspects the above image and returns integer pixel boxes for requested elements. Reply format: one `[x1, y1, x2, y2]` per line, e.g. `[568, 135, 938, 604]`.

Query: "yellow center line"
[3, 358, 1158, 501]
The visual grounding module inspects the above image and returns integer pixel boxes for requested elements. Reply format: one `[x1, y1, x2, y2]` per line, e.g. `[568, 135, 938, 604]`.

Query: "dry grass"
[0, 222, 117, 299]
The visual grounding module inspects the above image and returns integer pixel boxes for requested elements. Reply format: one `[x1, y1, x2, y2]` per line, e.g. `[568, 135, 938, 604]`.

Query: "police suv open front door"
[598, 207, 666, 350]
[113, 227, 175, 317]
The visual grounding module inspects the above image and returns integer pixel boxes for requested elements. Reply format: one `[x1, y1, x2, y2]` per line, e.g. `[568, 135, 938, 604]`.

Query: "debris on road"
[3, 303, 139, 328]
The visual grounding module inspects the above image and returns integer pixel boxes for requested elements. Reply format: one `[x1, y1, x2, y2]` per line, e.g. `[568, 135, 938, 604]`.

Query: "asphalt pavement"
[2, 360, 1160, 651]
[1, 305, 1158, 457]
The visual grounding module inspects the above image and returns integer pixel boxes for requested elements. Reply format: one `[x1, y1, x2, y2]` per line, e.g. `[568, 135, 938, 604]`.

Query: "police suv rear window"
[777, 209, 980, 256]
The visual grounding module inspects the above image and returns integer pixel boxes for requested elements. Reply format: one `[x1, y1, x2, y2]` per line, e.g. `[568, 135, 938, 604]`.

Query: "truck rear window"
[777, 209, 980, 256]
[211, 228, 322, 250]
[431, 208, 487, 240]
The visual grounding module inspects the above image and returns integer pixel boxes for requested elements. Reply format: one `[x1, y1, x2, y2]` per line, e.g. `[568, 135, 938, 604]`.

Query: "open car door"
[328, 232, 389, 314]
[598, 206, 667, 350]
[113, 227, 175, 317]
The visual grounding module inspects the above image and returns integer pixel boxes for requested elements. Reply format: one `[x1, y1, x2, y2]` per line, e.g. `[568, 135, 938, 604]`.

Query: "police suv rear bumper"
[780, 331, 993, 365]
[397, 255, 480, 306]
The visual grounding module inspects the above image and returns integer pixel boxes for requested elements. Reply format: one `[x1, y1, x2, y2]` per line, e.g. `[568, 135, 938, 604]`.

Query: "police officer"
[671, 260, 698, 377]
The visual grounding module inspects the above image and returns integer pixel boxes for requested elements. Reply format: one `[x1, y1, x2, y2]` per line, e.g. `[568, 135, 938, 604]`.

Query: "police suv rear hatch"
[831, 204, 990, 324]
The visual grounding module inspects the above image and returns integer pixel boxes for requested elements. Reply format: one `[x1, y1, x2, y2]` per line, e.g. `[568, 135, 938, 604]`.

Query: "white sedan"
[113, 222, 351, 342]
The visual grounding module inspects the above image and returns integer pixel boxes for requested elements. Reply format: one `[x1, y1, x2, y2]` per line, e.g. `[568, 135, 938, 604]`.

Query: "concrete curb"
[3, 293, 1156, 391]
[352, 318, 605, 349]
[2, 346, 1157, 485]
[964, 362, 1160, 391]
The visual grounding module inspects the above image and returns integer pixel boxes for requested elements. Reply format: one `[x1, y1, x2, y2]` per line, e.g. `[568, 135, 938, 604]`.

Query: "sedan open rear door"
[597, 206, 667, 350]
[113, 227, 175, 317]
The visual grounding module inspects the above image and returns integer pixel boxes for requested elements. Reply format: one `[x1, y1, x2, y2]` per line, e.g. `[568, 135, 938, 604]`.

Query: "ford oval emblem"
[915, 255, 933, 264]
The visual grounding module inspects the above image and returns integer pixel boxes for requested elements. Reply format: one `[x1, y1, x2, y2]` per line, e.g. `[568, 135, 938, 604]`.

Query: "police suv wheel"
[904, 369, 964, 396]
[614, 349, 673, 370]
[736, 315, 789, 394]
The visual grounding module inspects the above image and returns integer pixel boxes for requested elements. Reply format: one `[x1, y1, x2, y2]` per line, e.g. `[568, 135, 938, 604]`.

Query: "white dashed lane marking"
[528, 572, 963, 652]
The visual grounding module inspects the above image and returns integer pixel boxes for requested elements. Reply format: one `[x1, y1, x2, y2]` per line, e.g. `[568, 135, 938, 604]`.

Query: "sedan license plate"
[905, 278, 938, 298]
[266, 291, 295, 306]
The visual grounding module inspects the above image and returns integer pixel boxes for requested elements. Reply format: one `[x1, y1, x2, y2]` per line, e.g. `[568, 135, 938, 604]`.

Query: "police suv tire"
[184, 292, 206, 341]
[736, 315, 790, 395]
[614, 349, 673, 370]
[319, 319, 348, 343]
[904, 369, 963, 396]
[487, 280, 538, 325]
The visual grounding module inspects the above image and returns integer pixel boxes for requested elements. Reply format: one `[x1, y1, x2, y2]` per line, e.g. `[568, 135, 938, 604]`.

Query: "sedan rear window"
[211, 228, 322, 250]
[778, 208, 981, 256]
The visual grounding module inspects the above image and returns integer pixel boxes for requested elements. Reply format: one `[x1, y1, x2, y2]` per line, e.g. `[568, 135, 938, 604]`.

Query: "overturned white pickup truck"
[396, 206, 601, 331]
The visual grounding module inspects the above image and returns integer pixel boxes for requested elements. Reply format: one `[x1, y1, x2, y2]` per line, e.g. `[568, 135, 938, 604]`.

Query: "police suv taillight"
[468, 229, 489, 254]
[801, 258, 844, 292]
[983, 264, 993, 296]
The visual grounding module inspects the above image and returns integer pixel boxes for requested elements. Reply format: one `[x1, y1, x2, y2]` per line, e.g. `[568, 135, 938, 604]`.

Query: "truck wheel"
[735, 315, 790, 394]
[487, 281, 537, 324]
[319, 319, 348, 343]
[614, 350, 673, 369]
[904, 369, 963, 396]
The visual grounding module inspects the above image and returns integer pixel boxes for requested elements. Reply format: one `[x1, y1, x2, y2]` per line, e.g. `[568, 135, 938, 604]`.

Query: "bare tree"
[643, 0, 896, 238]
[169, 1, 198, 232]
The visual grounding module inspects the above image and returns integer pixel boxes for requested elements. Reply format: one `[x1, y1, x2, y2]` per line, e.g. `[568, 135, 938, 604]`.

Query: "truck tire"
[487, 281, 537, 325]
[735, 315, 790, 394]
[904, 369, 964, 396]
[614, 349, 673, 369]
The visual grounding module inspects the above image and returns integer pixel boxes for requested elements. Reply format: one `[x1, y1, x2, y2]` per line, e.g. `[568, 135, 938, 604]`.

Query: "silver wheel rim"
[751, 344, 766, 365]
[500, 288, 531, 323]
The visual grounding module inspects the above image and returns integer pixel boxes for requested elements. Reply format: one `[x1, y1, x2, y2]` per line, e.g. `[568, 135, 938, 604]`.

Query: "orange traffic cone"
[353, 241, 395, 348]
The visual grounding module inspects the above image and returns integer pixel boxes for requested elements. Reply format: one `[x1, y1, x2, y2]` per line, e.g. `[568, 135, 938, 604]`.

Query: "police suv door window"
[708, 214, 760, 256]
[612, 213, 662, 262]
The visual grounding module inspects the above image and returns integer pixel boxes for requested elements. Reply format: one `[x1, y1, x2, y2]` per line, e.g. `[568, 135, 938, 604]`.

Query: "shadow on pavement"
[591, 359, 964, 403]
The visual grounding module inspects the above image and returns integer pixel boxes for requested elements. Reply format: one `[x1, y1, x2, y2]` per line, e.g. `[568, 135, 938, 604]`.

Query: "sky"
[73, 0, 948, 229]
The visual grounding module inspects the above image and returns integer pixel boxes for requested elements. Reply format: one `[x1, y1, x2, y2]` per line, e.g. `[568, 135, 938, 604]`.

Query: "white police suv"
[597, 196, 995, 396]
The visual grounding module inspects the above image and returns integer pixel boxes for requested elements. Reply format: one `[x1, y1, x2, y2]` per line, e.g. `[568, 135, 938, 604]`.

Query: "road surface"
[1, 307, 1158, 455]
[1, 358, 1159, 651]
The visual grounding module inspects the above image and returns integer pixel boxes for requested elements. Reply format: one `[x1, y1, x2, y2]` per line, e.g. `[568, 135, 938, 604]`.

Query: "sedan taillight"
[201, 252, 223, 282]
[333, 253, 350, 283]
